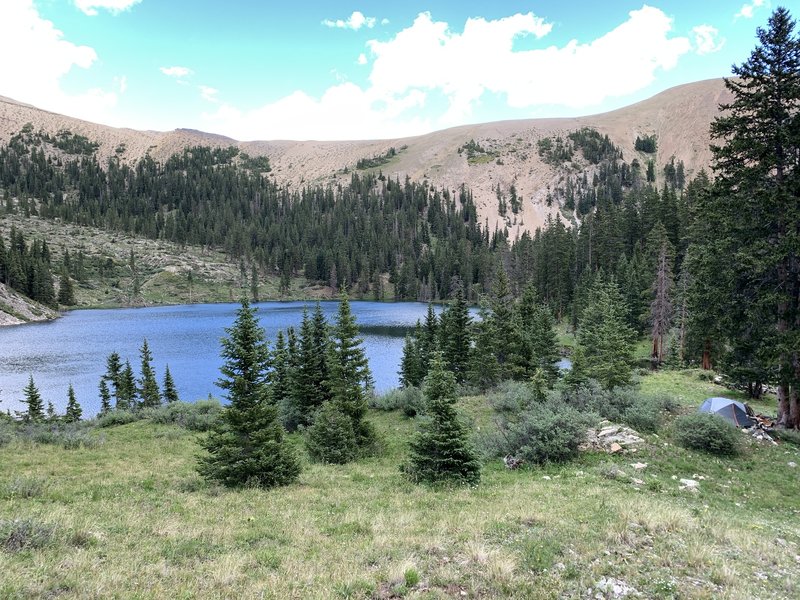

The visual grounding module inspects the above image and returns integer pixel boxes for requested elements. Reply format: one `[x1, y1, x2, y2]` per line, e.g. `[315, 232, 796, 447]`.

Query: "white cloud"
[116, 75, 128, 93]
[381, 18, 389, 26]
[199, 85, 218, 102]
[322, 11, 376, 30]
[357, 53, 367, 65]
[0, 0, 117, 121]
[204, 7, 693, 140]
[75, 0, 142, 16]
[692, 25, 724, 55]
[736, 0, 767, 19]
[160, 66, 193, 78]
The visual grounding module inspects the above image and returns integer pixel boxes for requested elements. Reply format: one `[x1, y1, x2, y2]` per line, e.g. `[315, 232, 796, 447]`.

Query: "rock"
[542, 475, 551, 480]
[609, 443, 623, 454]
[788, 462, 797, 468]
[631, 462, 647, 470]
[679, 478, 700, 493]
[592, 577, 640, 598]
[631, 478, 644, 485]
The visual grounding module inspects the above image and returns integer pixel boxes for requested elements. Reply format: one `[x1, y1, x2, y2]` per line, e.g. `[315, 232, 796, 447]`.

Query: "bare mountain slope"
[0, 78, 731, 233]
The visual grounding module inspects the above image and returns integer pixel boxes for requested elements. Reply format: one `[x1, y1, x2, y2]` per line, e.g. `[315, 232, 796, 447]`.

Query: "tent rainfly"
[698, 397, 753, 428]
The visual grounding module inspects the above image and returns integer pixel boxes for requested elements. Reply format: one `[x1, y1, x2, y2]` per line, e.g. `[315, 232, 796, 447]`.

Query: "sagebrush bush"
[0, 519, 57, 552]
[142, 399, 223, 431]
[486, 399, 598, 465]
[369, 387, 424, 417]
[561, 380, 632, 422]
[0, 422, 13, 447]
[96, 409, 143, 428]
[673, 413, 741, 456]
[0, 476, 48, 500]
[12, 422, 100, 449]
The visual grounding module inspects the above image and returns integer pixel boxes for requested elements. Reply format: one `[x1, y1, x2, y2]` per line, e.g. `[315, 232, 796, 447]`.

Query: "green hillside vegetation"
[0, 369, 798, 599]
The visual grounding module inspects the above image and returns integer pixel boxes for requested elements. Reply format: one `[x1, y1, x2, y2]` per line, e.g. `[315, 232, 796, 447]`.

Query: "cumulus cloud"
[0, 0, 117, 121]
[357, 53, 367, 65]
[203, 7, 693, 140]
[322, 11, 376, 30]
[736, 0, 768, 19]
[74, 0, 142, 16]
[692, 25, 724, 55]
[160, 66, 193, 78]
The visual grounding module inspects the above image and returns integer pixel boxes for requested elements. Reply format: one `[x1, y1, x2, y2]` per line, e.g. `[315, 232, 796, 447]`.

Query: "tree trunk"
[702, 339, 711, 370]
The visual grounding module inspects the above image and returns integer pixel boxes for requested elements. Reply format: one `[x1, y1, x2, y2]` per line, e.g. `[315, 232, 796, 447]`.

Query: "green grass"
[1, 371, 799, 598]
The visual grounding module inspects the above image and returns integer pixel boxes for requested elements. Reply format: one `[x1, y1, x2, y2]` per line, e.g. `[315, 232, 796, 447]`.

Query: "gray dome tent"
[698, 397, 753, 428]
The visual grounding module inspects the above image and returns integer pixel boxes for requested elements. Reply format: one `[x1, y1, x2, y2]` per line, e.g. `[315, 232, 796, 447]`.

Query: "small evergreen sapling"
[22, 375, 44, 423]
[404, 352, 481, 485]
[162, 365, 179, 403]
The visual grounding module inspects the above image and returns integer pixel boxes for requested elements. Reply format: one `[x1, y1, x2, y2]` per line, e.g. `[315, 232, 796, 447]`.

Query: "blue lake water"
[0, 301, 447, 417]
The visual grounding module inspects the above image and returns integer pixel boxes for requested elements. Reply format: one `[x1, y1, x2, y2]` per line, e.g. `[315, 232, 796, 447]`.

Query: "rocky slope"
[0, 79, 731, 235]
[0, 282, 58, 326]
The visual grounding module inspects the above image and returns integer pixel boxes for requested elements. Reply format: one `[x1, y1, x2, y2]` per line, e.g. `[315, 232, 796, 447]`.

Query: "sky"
[0, 0, 793, 141]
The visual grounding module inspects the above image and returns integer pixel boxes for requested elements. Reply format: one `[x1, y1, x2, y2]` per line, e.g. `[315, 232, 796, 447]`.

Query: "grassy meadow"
[1, 370, 799, 599]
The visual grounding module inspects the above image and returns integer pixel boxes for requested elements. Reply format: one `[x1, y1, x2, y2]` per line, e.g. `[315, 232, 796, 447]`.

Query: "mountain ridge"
[0, 78, 732, 233]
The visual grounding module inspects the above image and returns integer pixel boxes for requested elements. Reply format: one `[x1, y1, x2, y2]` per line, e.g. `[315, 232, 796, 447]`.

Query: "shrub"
[13, 422, 100, 449]
[487, 400, 598, 465]
[0, 519, 57, 552]
[142, 399, 223, 431]
[673, 413, 741, 456]
[561, 380, 632, 422]
[305, 401, 358, 464]
[369, 387, 424, 417]
[96, 409, 143, 428]
[0, 422, 13, 447]
[1, 476, 48, 500]
[773, 428, 800, 446]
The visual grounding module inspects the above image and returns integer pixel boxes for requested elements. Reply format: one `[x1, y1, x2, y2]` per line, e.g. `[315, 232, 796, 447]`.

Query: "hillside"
[0, 281, 57, 326]
[0, 79, 731, 235]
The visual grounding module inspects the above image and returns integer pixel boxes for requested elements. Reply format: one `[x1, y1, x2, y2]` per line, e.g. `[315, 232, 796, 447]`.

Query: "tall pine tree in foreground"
[326, 291, 375, 450]
[198, 298, 300, 488]
[692, 7, 800, 427]
[404, 352, 481, 485]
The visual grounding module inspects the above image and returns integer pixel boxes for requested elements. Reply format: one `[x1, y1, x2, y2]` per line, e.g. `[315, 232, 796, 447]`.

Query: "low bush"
[12, 423, 101, 449]
[96, 409, 143, 428]
[621, 393, 680, 433]
[673, 413, 741, 456]
[369, 387, 424, 417]
[485, 399, 598, 465]
[0, 519, 57, 552]
[561, 380, 632, 422]
[142, 399, 223, 431]
[1, 476, 48, 500]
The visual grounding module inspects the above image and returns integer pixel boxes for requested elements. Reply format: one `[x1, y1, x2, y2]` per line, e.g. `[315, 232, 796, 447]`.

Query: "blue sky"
[0, 1, 791, 140]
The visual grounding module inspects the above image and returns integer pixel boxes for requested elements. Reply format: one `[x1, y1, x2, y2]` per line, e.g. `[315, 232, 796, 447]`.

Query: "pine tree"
[399, 334, 423, 388]
[305, 400, 358, 464]
[57, 267, 76, 306]
[327, 291, 374, 450]
[404, 352, 481, 485]
[46, 401, 57, 422]
[162, 365, 179, 403]
[198, 298, 300, 488]
[103, 351, 123, 406]
[138, 339, 161, 407]
[571, 278, 636, 389]
[118, 360, 137, 409]
[440, 280, 472, 382]
[98, 379, 112, 415]
[22, 375, 44, 422]
[697, 7, 800, 427]
[65, 384, 82, 422]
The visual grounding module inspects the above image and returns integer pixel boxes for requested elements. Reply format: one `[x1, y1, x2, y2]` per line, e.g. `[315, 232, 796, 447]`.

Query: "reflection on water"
[0, 301, 444, 417]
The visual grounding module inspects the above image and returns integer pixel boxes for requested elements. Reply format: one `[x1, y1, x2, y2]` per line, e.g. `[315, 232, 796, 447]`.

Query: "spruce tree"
[399, 333, 423, 388]
[57, 267, 76, 306]
[327, 291, 374, 450]
[138, 339, 161, 407]
[571, 278, 636, 389]
[65, 384, 82, 422]
[98, 379, 112, 415]
[103, 352, 123, 406]
[695, 7, 800, 427]
[118, 360, 137, 409]
[404, 352, 481, 485]
[305, 400, 358, 464]
[22, 375, 44, 422]
[198, 298, 300, 488]
[162, 365, 179, 403]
